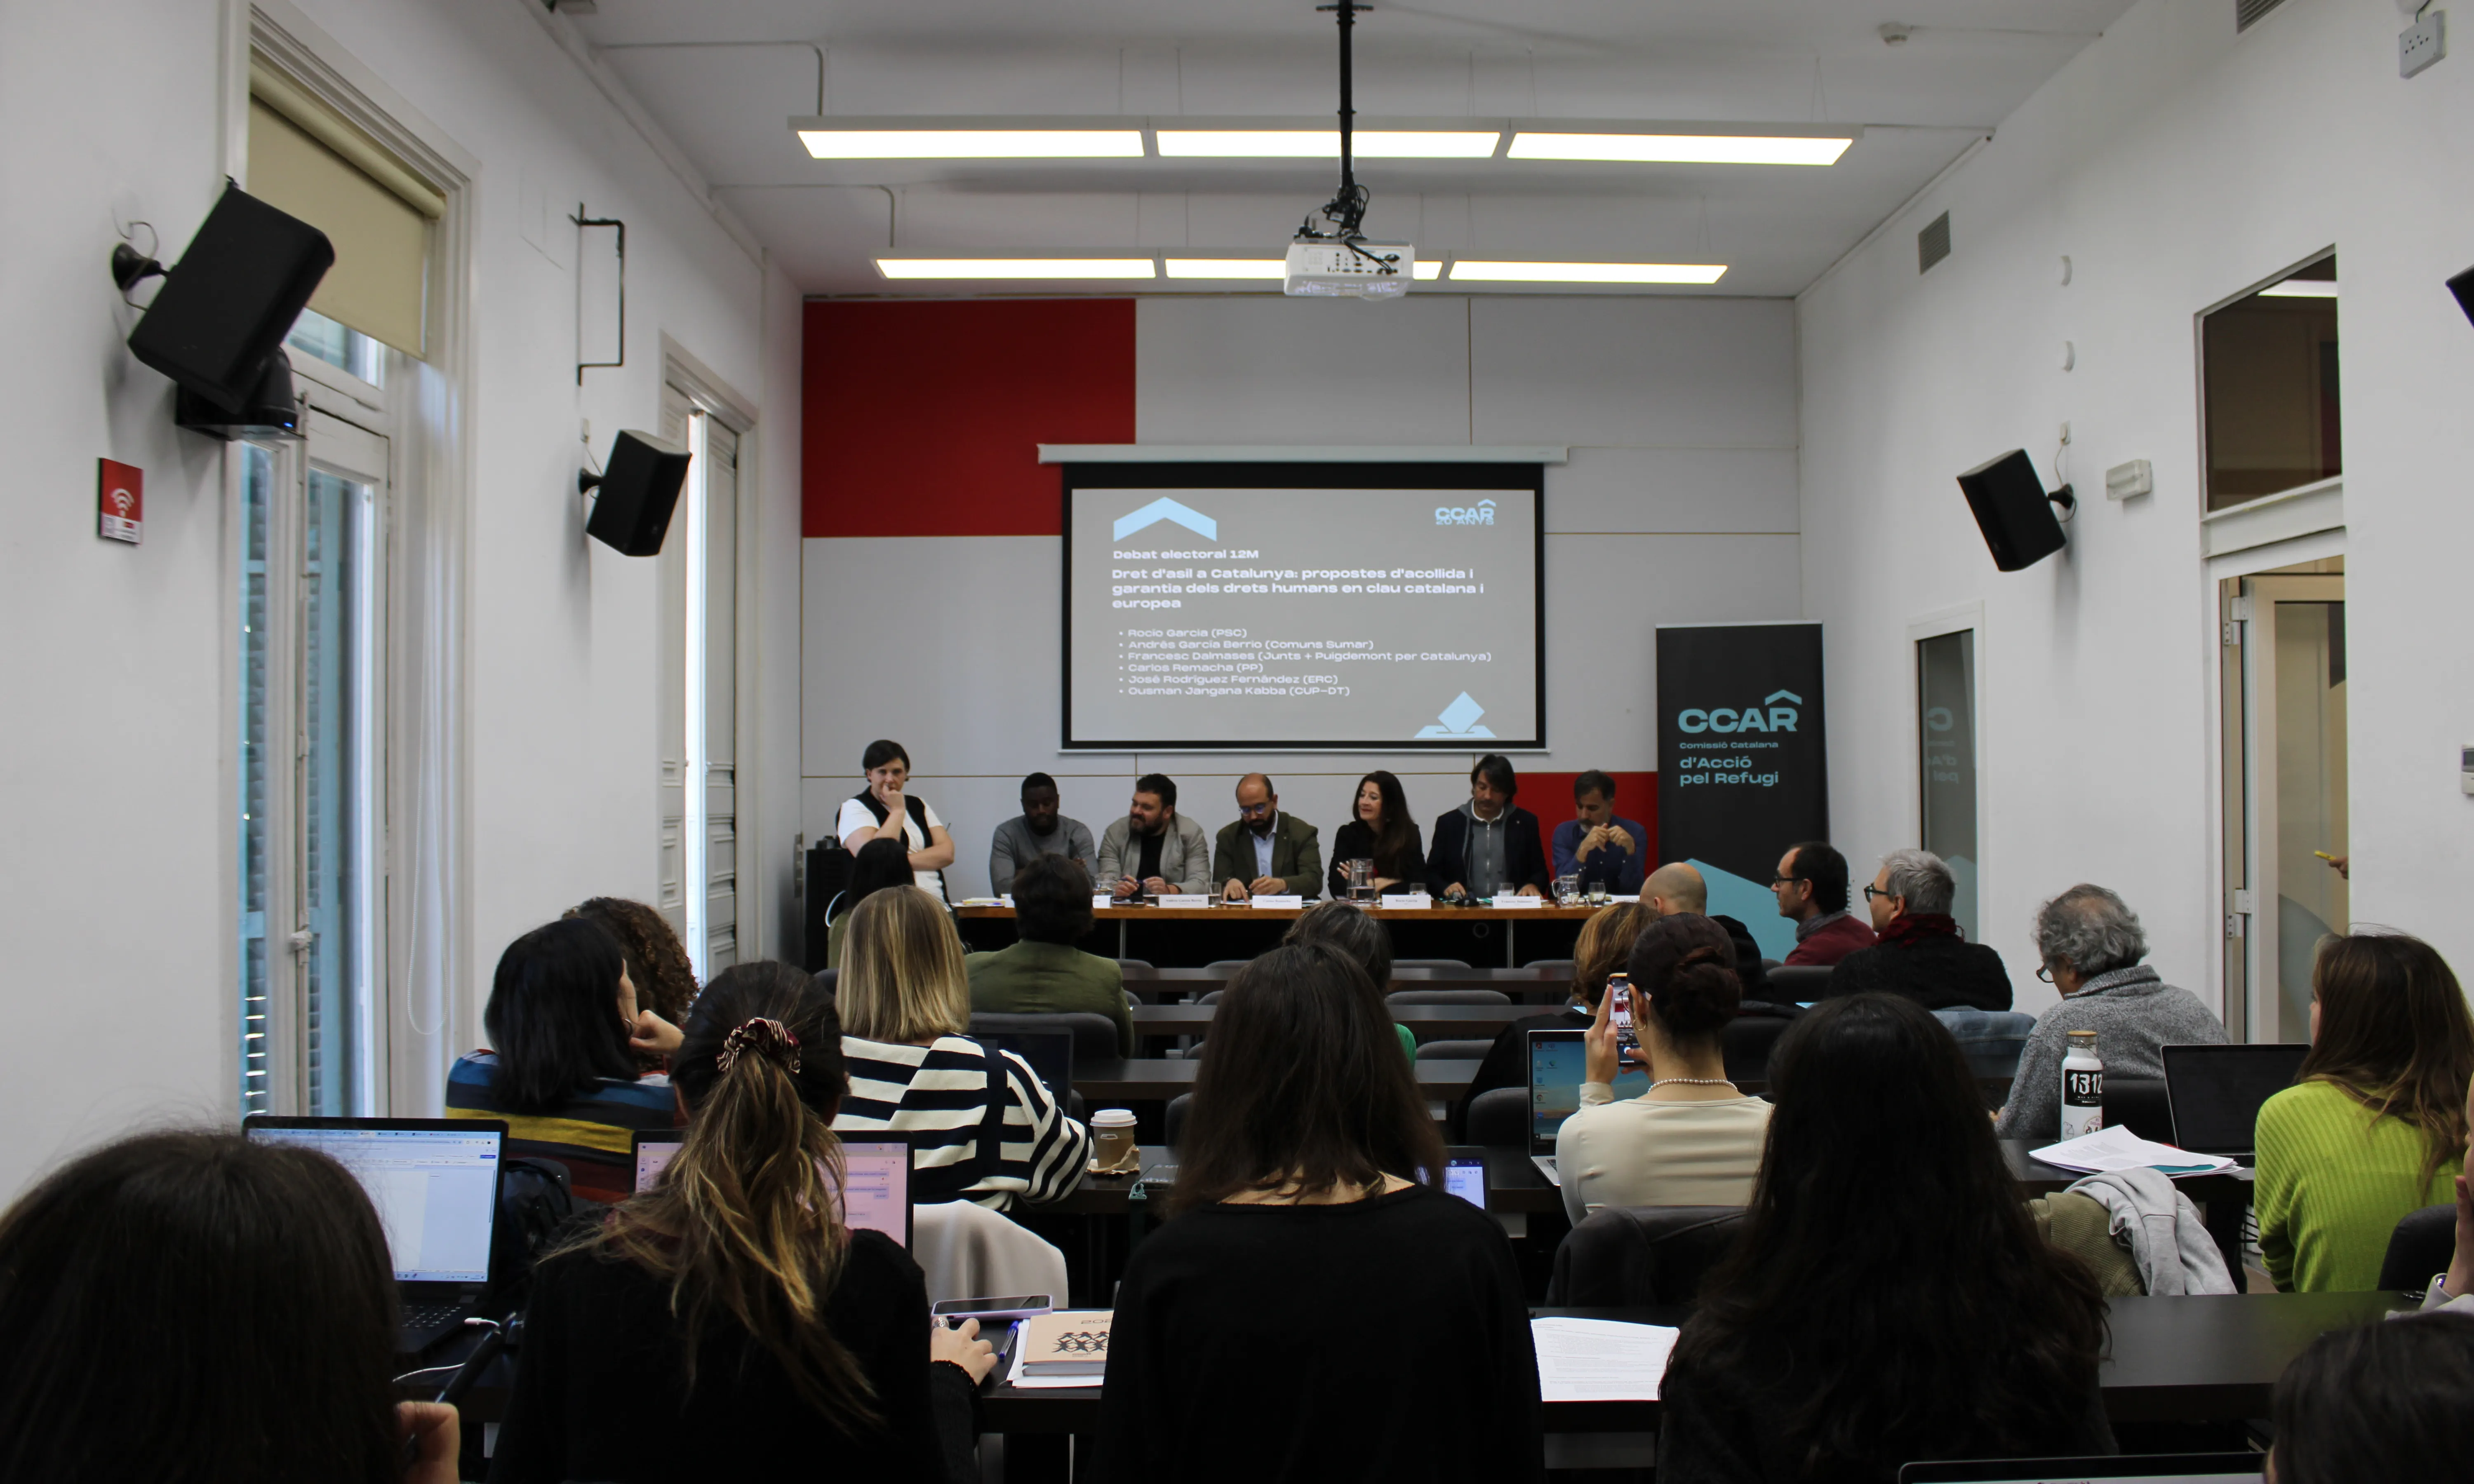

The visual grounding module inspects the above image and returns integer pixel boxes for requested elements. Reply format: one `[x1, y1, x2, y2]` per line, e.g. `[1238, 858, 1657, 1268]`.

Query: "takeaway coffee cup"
[1093, 1108, 1140, 1173]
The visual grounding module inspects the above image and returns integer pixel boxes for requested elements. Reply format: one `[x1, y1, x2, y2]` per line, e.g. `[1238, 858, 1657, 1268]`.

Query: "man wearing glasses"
[1769, 841, 1875, 967]
[1823, 848, 2013, 1010]
[1213, 773, 1324, 902]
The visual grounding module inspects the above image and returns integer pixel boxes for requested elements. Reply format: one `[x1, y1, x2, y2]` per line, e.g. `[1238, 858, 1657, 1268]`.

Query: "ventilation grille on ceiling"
[1918, 211, 1952, 274]
[2236, 0, 2289, 32]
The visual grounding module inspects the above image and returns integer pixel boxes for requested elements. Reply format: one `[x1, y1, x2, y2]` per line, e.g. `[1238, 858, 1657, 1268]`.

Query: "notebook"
[1526, 1028, 1649, 1184]
[2163, 1043, 2310, 1162]
[631, 1129, 916, 1248]
[1898, 1453, 2263, 1483]
[245, 1116, 504, 1355]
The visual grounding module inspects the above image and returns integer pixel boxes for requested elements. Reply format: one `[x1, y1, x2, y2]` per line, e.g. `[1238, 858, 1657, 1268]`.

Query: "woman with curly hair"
[567, 897, 700, 1069]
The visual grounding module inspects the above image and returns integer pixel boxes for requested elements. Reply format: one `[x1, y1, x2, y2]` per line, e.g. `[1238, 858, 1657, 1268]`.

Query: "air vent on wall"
[1918, 211, 1952, 274]
[2236, 0, 2289, 33]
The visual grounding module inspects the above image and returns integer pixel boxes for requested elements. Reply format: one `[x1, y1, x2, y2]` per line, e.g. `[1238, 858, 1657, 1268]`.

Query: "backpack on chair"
[487, 1155, 580, 1316]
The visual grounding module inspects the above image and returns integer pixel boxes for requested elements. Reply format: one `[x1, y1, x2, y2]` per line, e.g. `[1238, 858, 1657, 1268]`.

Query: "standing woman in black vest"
[838, 740, 957, 902]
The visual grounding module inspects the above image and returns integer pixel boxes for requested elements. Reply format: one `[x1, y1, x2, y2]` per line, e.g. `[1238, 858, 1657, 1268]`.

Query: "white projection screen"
[1062, 462, 1545, 749]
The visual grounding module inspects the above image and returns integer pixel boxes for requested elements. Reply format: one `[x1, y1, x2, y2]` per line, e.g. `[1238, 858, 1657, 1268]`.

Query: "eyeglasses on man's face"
[1769, 873, 1805, 888]
[1862, 884, 1895, 903]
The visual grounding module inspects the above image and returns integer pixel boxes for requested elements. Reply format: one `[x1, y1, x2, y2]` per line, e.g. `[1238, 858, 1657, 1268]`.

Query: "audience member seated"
[2413, 1069, 2474, 1313]
[492, 961, 994, 1484]
[1824, 849, 2013, 1011]
[1326, 768, 1426, 899]
[447, 917, 682, 1202]
[1557, 914, 1773, 1224]
[966, 855, 1134, 1054]
[0, 1129, 460, 1484]
[1994, 884, 2226, 1140]
[1092, 943, 1544, 1482]
[837, 738, 957, 901]
[1551, 768, 1647, 896]
[1211, 773, 1323, 902]
[1658, 993, 2113, 1481]
[2267, 1311, 2474, 1484]
[566, 895, 702, 1072]
[1425, 753, 1550, 899]
[1098, 772, 1211, 899]
[988, 770, 1094, 895]
[1282, 899, 1417, 1060]
[833, 886, 1093, 1207]
[825, 836, 917, 971]
[1456, 900, 1655, 1139]
[1768, 841, 1874, 967]
[2257, 930, 2474, 1292]
[1640, 861, 1768, 992]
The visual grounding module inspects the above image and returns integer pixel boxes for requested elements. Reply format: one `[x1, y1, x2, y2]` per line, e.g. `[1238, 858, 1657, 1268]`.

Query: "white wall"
[803, 294, 1802, 903]
[1797, 0, 2474, 1016]
[0, 0, 800, 1198]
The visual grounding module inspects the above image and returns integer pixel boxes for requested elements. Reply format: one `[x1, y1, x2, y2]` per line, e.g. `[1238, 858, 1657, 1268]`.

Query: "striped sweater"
[2256, 1078, 2459, 1292]
[834, 1033, 1092, 1209]
[444, 1051, 680, 1203]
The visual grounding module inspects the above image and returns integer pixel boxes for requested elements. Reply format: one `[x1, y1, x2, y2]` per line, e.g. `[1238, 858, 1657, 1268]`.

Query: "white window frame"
[1906, 601, 1985, 939]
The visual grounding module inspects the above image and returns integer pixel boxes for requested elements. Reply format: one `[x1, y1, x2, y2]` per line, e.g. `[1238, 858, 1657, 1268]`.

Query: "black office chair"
[1523, 958, 1576, 977]
[807, 967, 838, 997]
[1115, 958, 1158, 980]
[967, 1011, 1121, 1067]
[1115, 958, 1158, 1005]
[1764, 964, 1835, 1002]
[1387, 989, 1510, 1005]
[1464, 1086, 1529, 1147]
[1394, 958, 1474, 972]
[1201, 958, 1254, 977]
[2378, 1204, 2457, 1294]
[2103, 1076, 2175, 1144]
[1719, 1016, 1790, 1083]
[1164, 1091, 1192, 1148]
[1414, 1038, 1496, 1062]
[1544, 1206, 1748, 1306]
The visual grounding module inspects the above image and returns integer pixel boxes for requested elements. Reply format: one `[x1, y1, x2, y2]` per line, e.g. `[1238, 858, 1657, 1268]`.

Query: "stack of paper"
[2030, 1125, 2236, 1176]
[1530, 1317, 1680, 1402]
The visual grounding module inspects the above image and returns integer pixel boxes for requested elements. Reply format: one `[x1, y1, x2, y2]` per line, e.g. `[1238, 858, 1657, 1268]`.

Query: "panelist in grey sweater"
[1996, 883, 2228, 1141]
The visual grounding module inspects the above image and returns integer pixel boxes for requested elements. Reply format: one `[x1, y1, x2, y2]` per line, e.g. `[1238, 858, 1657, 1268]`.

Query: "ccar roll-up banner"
[1656, 622, 1829, 963]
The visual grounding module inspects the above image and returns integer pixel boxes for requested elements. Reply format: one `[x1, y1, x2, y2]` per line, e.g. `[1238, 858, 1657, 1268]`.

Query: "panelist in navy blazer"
[1425, 754, 1550, 899]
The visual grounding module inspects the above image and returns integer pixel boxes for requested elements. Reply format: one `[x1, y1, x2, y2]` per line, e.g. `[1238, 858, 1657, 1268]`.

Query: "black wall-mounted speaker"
[1956, 448, 2069, 571]
[581, 430, 693, 556]
[126, 184, 334, 414]
[2449, 262, 2474, 326]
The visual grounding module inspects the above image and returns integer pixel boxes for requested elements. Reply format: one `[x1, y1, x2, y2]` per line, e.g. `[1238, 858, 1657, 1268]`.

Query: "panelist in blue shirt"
[1550, 769, 1648, 895]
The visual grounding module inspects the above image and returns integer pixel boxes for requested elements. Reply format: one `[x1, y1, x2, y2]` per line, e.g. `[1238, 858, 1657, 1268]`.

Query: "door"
[654, 385, 741, 978]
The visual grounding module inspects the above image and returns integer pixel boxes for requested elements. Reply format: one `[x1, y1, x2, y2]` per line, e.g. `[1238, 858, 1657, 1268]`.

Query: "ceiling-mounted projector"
[1285, 239, 1415, 299]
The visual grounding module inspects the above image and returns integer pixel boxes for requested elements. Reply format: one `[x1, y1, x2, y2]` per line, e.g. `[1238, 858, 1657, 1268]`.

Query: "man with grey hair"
[1993, 884, 2227, 1139]
[1823, 848, 2013, 1010]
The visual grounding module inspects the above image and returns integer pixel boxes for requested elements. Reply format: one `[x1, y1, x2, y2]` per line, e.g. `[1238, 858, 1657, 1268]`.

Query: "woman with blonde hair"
[490, 960, 995, 1481]
[1452, 900, 1656, 1139]
[833, 886, 1092, 1208]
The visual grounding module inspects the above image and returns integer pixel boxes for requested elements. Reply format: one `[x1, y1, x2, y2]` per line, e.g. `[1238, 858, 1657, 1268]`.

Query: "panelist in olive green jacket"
[964, 854, 1135, 1056]
[1210, 774, 1324, 902]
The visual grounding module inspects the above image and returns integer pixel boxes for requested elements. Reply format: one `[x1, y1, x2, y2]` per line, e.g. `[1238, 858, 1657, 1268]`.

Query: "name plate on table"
[1093, 895, 1113, 909]
[1247, 895, 1305, 909]
[1489, 895, 1545, 909]
[1154, 894, 1211, 909]
[1379, 894, 1432, 910]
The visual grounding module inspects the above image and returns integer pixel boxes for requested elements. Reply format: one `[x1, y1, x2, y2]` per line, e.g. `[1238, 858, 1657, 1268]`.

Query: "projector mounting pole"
[1302, 0, 1388, 269]
[1333, 0, 1357, 207]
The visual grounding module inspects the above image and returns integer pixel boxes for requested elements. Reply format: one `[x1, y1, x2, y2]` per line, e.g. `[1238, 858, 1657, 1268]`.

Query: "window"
[656, 385, 743, 979]
[1917, 629, 1979, 941]
[2201, 253, 2338, 511]
[286, 308, 386, 387]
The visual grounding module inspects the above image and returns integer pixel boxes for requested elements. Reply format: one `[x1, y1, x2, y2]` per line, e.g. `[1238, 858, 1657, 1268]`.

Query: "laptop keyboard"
[1531, 1154, 1561, 1187]
[402, 1299, 469, 1334]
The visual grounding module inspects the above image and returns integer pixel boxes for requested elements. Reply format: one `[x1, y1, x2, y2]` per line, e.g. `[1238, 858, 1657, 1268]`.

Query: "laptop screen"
[248, 1122, 499, 1286]
[2164, 1043, 2310, 1156]
[634, 1132, 913, 1249]
[1415, 1147, 1489, 1209]
[1528, 1030, 1650, 1148]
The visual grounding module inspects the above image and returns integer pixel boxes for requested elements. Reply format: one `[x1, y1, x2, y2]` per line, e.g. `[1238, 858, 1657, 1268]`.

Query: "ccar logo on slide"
[1414, 692, 1496, 738]
[1435, 498, 1496, 526]
[1114, 497, 1219, 542]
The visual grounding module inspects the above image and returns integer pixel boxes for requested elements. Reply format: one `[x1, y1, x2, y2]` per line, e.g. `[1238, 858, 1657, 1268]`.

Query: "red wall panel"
[1515, 770, 1657, 864]
[802, 299, 1136, 537]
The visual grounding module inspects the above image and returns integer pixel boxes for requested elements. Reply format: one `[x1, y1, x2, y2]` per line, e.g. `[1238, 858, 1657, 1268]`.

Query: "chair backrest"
[2102, 1075, 2175, 1144]
[1523, 958, 1576, 977]
[1464, 1085, 1529, 1147]
[909, 1197, 1072, 1307]
[1718, 1016, 1790, 1082]
[968, 1010, 1119, 1067]
[1197, 989, 1225, 1006]
[1931, 1008, 2037, 1079]
[1394, 958, 1475, 971]
[1201, 959, 1254, 977]
[1415, 1038, 1498, 1062]
[1757, 958, 1782, 975]
[808, 967, 838, 997]
[1386, 989, 1511, 1005]
[1544, 1205, 1748, 1306]
[1165, 1091, 1192, 1148]
[1115, 958, 1158, 980]
[2378, 1204, 2458, 1294]
[1763, 964, 1835, 1001]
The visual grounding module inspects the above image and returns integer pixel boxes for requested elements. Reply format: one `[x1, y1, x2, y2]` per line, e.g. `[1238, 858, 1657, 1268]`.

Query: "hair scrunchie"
[717, 1017, 802, 1075]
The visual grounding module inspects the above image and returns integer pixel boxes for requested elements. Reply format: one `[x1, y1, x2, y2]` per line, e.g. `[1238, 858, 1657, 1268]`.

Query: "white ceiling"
[568, 0, 2134, 297]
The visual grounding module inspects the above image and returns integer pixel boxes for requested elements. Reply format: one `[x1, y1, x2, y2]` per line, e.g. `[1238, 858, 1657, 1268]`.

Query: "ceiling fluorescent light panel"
[1157, 130, 1500, 158]
[875, 258, 1157, 279]
[1449, 261, 1728, 284]
[1509, 132, 1852, 166]
[798, 129, 1144, 159]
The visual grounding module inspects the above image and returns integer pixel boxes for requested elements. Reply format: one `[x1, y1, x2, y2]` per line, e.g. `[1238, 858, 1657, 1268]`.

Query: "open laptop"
[2163, 1043, 2310, 1165]
[973, 1030, 1075, 1106]
[1417, 1146, 1490, 1209]
[1899, 1453, 2263, 1483]
[632, 1129, 917, 1249]
[1526, 1028, 1649, 1185]
[245, 1116, 505, 1355]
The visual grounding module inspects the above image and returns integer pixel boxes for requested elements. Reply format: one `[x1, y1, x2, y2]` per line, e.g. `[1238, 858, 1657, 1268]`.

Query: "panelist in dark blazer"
[1424, 754, 1550, 899]
[1212, 774, 1323, 901]
[1326, 769, 1425, 899]
[1825, 848, 2013, 1011]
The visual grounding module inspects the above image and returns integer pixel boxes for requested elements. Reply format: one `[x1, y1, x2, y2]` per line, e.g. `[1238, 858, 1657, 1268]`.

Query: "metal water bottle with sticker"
[2060, 1029, 2105, 1139]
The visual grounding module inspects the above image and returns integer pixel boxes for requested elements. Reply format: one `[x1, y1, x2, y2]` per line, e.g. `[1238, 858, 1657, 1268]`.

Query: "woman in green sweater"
[2256, 931, 2474, 1291]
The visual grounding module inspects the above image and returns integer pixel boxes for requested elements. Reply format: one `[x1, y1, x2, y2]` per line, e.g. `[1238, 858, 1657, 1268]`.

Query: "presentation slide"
[1063, 464, 1543, 749]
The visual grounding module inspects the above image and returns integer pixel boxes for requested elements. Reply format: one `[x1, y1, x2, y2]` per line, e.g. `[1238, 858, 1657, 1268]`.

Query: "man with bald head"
[1212, 773, 1324, 902]
[1639, 861, 1769, 994]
